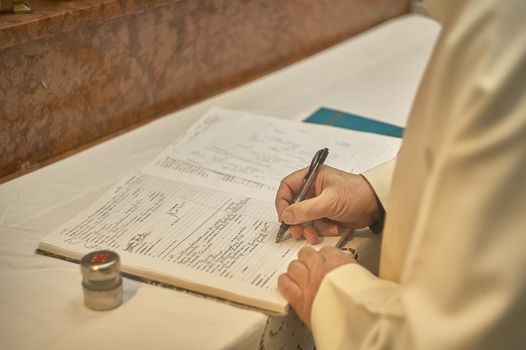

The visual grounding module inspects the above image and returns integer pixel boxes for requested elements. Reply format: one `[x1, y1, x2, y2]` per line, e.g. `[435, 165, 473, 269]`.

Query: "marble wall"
[0, 0, 408, 181]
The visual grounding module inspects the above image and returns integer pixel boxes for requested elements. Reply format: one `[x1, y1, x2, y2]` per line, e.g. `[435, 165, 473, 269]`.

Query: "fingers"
[289, 225, 304, 240]
[298, 246, 325, 270]
[277, 167, 380, 227]
[289, 224, 320, 244]
[290, 220, 341, 243]
[279, 244, 351, 331]
[275, 168, 309, 222]
[277, 273, 303, 308]
[287, 260, 309, 288]
[303, 225, 320, 244]
[319, 246, 356, 269]
[312, 220, 340, 236]
[298, 246, 355, 276]
[282, 191, 333, 225]
[319, 246, 345, 259]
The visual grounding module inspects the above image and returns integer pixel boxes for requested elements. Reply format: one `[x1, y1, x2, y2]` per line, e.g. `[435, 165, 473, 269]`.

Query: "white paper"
[144, 152, 276, 201]
[40, 174, 338, 310]
[40, 107, 401, 312]
[145, 108, 401, 191]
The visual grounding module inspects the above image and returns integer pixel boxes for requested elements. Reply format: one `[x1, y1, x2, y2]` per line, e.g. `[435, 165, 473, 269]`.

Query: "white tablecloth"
[0, 14, 439, 350]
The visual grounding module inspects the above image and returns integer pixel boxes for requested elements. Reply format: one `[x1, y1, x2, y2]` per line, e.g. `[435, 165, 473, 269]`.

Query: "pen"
[275, 148, 329, 243]
[335, 229, 352, 249]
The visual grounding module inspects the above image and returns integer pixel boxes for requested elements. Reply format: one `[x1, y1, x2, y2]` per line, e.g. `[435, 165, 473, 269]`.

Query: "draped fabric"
[312, 0, 526, 348]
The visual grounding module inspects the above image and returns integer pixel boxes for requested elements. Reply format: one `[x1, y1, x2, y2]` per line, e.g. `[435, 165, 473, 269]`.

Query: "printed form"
[41, 173, 336, 311]
[40, 107, 401, 312]
[144, 107, 401, 201]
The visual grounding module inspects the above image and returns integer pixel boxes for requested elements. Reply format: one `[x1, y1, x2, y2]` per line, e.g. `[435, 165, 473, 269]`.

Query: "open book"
[38, 107, 400, 314]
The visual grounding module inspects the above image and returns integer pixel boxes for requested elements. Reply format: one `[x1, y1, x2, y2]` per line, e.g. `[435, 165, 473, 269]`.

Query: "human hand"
[275, 165, 380, 244]
[278, 246, 356, 329]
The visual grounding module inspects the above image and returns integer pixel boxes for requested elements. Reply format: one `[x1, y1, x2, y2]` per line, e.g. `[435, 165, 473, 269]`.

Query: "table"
[0, 14, 439, 350]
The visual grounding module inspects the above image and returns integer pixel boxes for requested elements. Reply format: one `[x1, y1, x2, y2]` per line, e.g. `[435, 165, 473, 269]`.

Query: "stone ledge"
[0, 0, 409, 181]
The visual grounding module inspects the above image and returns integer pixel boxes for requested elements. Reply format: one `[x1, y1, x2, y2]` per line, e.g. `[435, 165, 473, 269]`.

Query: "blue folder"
[304, 107, 404, 138]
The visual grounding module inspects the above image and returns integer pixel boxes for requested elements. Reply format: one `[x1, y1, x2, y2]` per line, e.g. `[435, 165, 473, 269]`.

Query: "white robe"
[311, 0, 526, 348]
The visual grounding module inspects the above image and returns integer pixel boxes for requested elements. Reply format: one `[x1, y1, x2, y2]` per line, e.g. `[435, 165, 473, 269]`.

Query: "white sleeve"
[311, 0, 526, 349]
[311, 264, 403, 349]
[361, 158, 396, 210]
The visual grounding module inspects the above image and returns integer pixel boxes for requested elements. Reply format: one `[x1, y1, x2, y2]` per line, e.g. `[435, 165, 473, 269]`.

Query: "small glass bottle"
[80, 250, 123, 311]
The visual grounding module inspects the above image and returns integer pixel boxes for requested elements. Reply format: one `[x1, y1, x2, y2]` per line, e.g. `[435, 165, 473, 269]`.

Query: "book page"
[144, 108, 401, 192]
[143, 154, 276, 202]
[39, 174, 338, 313]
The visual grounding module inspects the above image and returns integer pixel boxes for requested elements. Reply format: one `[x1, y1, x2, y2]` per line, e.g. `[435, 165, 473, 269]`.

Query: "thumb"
[282, 192, 332, 224]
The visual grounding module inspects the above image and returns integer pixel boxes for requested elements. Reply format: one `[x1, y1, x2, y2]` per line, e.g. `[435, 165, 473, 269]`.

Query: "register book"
[38, 107, 400, 314]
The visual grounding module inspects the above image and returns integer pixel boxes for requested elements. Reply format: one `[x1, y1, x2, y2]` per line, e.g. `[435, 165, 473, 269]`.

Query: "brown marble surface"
[0, 0, 177, 49]
[0, 0, 408, 181]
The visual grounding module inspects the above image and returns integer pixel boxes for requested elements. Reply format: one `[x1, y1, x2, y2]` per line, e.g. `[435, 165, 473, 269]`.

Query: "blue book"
[304, 107, 404, 138]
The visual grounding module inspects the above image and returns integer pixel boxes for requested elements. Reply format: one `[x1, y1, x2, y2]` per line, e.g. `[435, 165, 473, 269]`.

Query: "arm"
[312, 95, 526, 349]
[311, 0, 526, 348]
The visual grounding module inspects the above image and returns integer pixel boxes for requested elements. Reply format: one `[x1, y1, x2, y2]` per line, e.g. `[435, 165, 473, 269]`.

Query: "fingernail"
[329, 225, 339, 235]
[282, 211, 295, 224]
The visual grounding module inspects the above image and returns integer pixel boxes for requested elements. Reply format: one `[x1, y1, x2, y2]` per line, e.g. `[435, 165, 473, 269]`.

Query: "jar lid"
[80, 250, 121, 282]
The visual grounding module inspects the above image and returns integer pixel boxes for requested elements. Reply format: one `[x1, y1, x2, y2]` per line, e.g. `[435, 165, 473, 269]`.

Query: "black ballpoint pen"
[275, 148, 329, 243]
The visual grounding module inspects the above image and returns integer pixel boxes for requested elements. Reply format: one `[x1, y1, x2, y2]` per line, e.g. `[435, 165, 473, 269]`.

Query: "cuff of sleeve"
[362, 158, 396, 208]
[368, 192, 385, 234]
[362, 159, 396, 233]
[311, 264, 401, 349]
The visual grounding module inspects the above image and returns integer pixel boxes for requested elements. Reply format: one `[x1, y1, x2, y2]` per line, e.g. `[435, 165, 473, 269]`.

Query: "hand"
[275, 165, 380, 244]
[278, 246, 356, 329]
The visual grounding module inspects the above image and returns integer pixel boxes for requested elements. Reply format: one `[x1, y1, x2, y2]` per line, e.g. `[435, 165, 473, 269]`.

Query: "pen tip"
[275, 225, 287, 243]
